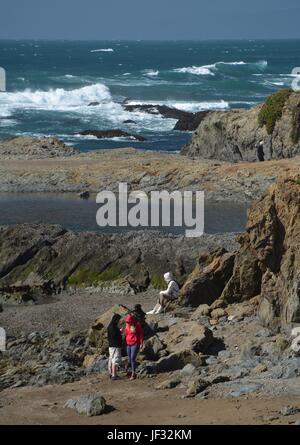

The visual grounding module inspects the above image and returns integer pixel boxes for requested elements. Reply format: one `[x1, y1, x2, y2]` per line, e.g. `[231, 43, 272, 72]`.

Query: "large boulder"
[182, 91, 300, 162]
[154, 350, 205, 373]
[159, 320, 216, 355]
[65, 394, 107, 416]
[181, 248, 235, 307]
[140, 335, 167, 361]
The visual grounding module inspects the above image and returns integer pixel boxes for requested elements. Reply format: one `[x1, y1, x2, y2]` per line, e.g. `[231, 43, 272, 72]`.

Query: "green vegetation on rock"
[67, 266, 121, 286]
[97, 266, 121, 282]
[258, 89, 292, 135]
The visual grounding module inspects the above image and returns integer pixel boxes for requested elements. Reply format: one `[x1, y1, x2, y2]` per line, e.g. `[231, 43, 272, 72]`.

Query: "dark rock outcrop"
[182, 91, 300, 162]
[79, 129, 146, 142]
[123, 120, 137, 124]
[220, 177, 300, 332]
[0, 225, 236, 300]
[174, 111, 210, 131]
[123, 103, 209, 131]
[123, 104, 187, 120]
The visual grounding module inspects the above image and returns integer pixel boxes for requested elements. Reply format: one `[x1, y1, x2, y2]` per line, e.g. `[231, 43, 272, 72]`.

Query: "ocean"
[0, 39, 300, 152]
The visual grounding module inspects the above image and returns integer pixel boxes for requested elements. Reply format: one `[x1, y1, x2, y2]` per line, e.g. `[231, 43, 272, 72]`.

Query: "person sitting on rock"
[147, 272, 179, 315]
[107, 313, 123, 381]
[124, 314, 144, 380]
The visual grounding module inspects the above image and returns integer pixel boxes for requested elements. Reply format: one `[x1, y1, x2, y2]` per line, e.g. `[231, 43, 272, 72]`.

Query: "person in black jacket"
[107, 313, 123, 380]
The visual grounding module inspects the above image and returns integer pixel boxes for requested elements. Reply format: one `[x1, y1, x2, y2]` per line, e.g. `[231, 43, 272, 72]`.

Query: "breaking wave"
[172, 60, 268, 76]
[0, 83, 112, 111]
[124, 99, 229, 112]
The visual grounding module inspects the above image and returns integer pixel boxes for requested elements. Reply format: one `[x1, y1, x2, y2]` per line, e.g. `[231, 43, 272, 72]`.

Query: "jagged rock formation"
[182, 91, 300, 162]
[223, 177, 300, 332]
[180, 248, 235, 307]
[183, 176, 300, 332]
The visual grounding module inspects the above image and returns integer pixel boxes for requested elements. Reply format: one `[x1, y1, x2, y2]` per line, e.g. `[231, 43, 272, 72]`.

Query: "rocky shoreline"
[0, 91, 300, 424]
[0, 136, 299, 203]
[0, 178, 299, 423]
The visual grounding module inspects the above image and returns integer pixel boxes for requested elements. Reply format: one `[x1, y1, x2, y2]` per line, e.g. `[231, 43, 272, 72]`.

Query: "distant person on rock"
[107, 313, 123, 380]
[147, 272, 179, 315]
[257, 141, 265, 162]
[124, 314, 143, 380]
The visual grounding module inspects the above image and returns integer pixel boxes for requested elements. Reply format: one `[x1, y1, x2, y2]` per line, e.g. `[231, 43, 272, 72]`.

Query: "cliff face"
[181, 176, 300, 333]
[182, 91, 300, 163]
[221, 177, 300, 332]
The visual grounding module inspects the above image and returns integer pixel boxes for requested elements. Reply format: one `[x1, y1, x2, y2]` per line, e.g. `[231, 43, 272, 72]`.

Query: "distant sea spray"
[90, 48, 114, 53]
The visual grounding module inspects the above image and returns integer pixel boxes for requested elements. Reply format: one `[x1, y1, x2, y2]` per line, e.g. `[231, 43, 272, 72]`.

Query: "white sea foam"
[0, 118, 18, 127]
[172, 60, 268, 76]
[90, 48, 114, 53]
[173, 65, 215, 76]
[72, 134, 99, 140]
[124, 99, 229, 112]
[0, 83, 112, 111]
[143, 70, 159, 77]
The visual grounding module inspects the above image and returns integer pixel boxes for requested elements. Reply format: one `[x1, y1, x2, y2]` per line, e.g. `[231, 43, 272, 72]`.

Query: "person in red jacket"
[124, 314, 143, 380]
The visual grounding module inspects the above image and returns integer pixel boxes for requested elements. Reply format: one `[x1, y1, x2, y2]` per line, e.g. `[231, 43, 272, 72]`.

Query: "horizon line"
[0, 37, 300, 42]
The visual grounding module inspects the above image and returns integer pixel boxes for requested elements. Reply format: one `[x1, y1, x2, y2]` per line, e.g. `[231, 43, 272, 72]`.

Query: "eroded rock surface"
[182, 91, 300, 162]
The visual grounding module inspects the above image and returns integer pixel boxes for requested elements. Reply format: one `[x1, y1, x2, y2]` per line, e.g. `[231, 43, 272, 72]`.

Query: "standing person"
[133, 304, 146, 324]
[124, 314, 143, 380]
[257, 141, 265, 162]
[147, 272, 179, 315]
[107, 313, 123, 380]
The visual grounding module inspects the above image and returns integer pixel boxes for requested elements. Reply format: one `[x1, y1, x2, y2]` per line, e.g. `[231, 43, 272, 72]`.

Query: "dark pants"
[127, 344, 140, 373]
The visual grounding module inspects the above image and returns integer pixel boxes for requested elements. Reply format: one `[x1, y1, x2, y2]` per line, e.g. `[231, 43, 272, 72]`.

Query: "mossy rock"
[258, 89, 292, 135]
[67, 265, 121, 287]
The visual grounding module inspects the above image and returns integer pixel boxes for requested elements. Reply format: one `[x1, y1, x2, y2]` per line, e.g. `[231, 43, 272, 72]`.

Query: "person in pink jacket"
[124, 314, 144, 380]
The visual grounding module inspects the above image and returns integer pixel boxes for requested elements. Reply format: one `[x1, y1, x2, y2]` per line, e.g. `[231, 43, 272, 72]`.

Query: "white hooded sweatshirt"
[163, 272, 179, 300]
